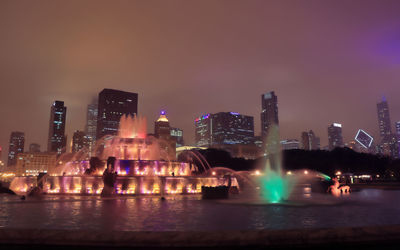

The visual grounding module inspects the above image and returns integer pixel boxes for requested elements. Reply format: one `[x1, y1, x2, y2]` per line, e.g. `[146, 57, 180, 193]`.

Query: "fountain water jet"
[258, 125, 296, 203]
[10, 114, 239, 196]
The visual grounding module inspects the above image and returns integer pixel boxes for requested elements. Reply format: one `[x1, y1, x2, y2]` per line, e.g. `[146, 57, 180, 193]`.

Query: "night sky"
[1, 0, 400, 161]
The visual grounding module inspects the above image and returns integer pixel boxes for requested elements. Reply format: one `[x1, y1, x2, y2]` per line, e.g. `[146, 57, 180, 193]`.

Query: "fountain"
[211, 124, 338, 204]
[10, 115, 238, 196]
[257, 125, 295, 203]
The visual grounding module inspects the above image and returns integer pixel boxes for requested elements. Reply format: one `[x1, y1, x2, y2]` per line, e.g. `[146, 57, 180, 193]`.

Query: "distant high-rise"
[170, 128, 184, 147]
[86, 103, 98, 142]
[195, 114, 212, 147]
[72, 130, 89, 153]
[328, 123, 344, 150]
[154, 110, 176, 159]
[85, 102, 98, 157]
[396, 121, 400, 136]
[396, 121, 400, 158]
[154, 110, 171, 140]
[195, 112, 254, 147]
[261, 91, 279, 154]
[261, 91, 279, 140]
[96, 89, 138, 139]
[8, 131, 25, 167]
[377, 97, 392, 139]
[280, 139, 300, 150]
[301, 130, 320, 150]
[376, 97, 397, 157]
[48, 101, 67, 155]
[29, 143, 41, 153]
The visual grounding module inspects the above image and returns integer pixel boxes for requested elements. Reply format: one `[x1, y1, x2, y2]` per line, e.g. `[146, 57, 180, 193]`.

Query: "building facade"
[301, 130, 320, 150]
[261, 91, 279, 139]
[195, 114, 212, 147]
[72, 130, 90, 153]
[376, 98, 397, 158]
[48, 101, 67, 155]
[377, 97, 392, 139]
[154, 110, 171, 140]
[154, 111, 176, 159]
[170, 128, 184, 147]
[96, 89, 138, 139]
[328, 123, 344, 150]
[396, 121, 400, 158]
[280, 139, 300, 150]
[261, 91, 279, 154]
[195, 112, 254, 147]
[7, 131, 25, 167]
[86, 103, 98, 141]
[15, 152, 57, 176]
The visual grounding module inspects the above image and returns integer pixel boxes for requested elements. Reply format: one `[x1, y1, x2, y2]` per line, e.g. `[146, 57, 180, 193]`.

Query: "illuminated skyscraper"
[195, 112, 254, 147]
[7, 131, 25, 167]
[48, 101, 67, 155]
[86, 102, 98, 142]
[195, 114, 212, 147]
[170, 128, 184, 147]
[328, 123, 343, 150]
[396, 121, 400, 158]
[377, 97, 392, 139]
[261, 91, 279, 140]
[96, 89, 138, 139]
[154, 110, 176, 159]
[261, 91, 279, 154]
[154, 110, 171, 140]
[72, 130, 90, 153]
[376, 97, 397, 157]
[85, 102, 98, 156]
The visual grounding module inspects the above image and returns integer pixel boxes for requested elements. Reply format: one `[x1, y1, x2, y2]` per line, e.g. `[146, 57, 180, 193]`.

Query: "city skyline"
[1, 1, 400, 160]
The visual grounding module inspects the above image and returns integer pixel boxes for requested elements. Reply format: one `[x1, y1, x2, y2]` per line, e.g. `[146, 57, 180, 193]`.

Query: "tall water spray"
[260, 125, 295, 203]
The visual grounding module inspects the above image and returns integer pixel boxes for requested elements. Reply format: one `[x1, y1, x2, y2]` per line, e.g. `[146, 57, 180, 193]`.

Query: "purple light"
[230, 112, 240, 115]
[160, 110, 166, 115]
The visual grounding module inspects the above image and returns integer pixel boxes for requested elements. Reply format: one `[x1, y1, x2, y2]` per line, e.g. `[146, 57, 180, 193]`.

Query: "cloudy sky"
[1, 0, 400, 161]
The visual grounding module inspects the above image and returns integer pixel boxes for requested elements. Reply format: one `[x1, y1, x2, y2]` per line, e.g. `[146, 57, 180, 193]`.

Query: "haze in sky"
[1, 0, 400, 160]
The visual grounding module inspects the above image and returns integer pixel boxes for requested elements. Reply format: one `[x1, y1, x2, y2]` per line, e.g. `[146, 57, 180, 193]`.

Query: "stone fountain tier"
[10, 175, 238, 196]
[60, 159, 196, 177]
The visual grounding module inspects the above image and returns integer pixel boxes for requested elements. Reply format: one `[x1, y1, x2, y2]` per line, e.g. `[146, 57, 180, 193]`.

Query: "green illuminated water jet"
[259, 125, 295, 203]
[260, 160, 292, 203]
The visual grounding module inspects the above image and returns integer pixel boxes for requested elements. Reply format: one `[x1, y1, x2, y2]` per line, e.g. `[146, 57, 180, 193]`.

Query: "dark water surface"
[1, 189, 400, 231]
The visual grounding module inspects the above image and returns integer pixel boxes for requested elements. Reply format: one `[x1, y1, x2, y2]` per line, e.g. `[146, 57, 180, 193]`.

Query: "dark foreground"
[1, 225, 400, 249]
